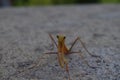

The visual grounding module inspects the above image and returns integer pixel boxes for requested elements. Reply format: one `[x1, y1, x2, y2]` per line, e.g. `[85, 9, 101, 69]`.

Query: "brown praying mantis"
[44, 34, 100, 80]
[7, 34, 101, 80]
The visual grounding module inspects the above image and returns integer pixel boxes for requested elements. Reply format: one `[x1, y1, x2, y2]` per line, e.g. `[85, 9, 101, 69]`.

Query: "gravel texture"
[0, 5, 120, 80]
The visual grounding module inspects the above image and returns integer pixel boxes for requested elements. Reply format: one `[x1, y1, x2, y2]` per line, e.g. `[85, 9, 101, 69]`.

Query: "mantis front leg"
[69, 37, 101, 58]
[68, 37, 101, 68]
[48, 33, 58, 48]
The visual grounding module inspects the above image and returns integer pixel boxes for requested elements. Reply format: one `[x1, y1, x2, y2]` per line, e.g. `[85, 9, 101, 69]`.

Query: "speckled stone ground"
[0, 5, 120, 80]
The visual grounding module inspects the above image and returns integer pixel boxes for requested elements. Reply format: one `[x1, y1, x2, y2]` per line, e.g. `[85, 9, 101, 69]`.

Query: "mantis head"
[56, 35, 66, 43]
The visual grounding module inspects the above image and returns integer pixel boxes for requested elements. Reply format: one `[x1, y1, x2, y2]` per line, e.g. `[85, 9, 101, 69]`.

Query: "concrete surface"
[0, 5, 120, 80]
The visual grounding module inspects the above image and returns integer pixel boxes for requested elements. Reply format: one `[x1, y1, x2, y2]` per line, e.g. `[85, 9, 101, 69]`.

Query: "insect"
[8, 34, 100, 80]
[44, 34, 100, 80]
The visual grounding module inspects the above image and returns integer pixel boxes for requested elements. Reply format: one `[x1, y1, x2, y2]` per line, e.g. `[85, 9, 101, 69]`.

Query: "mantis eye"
[56, 35, 59, 38]
[63, 36, 66, 39]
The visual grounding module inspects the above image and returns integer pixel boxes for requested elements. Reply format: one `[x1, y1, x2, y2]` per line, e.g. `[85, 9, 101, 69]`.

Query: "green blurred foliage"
[29, 0, 52, 5]
[12, 0, 120, 6]
[101, 0, 120, 3]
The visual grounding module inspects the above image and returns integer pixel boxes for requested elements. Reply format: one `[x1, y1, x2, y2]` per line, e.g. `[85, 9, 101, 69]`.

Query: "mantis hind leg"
[69, 37, 101, 58]
[68, 37, 101, 68]
[64, 59, 71, 80]
[45, 52, 58, 54]
[66, 63, 71, 80]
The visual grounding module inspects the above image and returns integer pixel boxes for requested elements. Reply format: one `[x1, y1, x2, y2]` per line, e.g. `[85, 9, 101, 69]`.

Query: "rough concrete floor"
[0, 5, 120, 80]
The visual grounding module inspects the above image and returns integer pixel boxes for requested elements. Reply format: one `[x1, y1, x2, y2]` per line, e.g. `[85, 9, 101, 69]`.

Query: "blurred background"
[0, 0, 120, 7]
